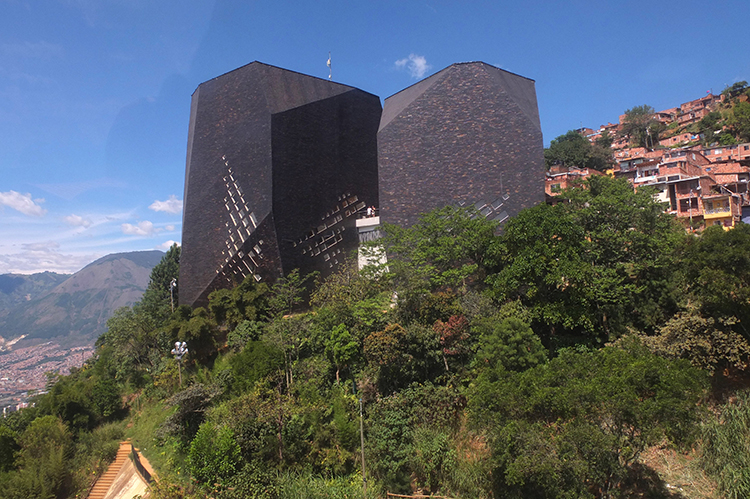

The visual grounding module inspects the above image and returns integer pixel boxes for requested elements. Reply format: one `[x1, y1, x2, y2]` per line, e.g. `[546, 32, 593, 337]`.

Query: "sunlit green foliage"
[544, 129, 612, 171]
[12, 194, 750, 499]
[187, 422, 241, 485]
[702, 391, 750, 499]
[369, 205, 497, 307]
[470, 340, 707, 498]
[680, 223, 750, 336]
[488, 176, 682, 345]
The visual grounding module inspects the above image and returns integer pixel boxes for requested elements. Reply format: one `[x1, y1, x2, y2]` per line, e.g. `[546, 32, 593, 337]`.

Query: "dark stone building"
[377, 62, 544, 227]
[180, 62, 381, 307]
[180, 61, 543, 307]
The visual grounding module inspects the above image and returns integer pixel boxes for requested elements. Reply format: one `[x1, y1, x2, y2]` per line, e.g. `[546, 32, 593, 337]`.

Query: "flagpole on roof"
[327, 52, 332, 80]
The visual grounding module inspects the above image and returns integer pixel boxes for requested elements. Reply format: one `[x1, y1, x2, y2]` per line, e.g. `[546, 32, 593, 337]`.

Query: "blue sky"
[1, 0, 749, 274]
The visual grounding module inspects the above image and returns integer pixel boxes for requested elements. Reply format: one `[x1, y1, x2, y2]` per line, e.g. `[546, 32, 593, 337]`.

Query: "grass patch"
[124, 396, 184, 479]
[639, 443, 718, 499]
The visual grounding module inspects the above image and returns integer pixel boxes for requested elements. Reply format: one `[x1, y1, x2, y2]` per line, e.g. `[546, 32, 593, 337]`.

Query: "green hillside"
[0, 272, 69, 313]
[6, 183, 750, 498]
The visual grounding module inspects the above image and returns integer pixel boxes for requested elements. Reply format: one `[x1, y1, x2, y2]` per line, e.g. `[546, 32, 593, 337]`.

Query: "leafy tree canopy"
[680, 223, 750, 336]
[641, 310, 750, 374]
[722, 80, 748, 98]
[544, 130, 612, 171]
[487, 176, 683, 344]
[368, 206, 497, 314]
[619, 104, 665, 149]
[138, 243, 180, 323]
[470, 340, 707, 498]
[729, 100, 750, 143]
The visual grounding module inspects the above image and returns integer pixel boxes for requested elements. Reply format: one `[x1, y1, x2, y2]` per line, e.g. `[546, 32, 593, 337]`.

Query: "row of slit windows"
[221, 164, 260, 262]
[459, 193, 510, 223]
[217, 157, 262, 282]
[324, 248, 343, 267]
[217, 240, 265, 283]
[291, 192, 371, 270]
[292, 193, 367, 249]
[302, 230, 345, 256]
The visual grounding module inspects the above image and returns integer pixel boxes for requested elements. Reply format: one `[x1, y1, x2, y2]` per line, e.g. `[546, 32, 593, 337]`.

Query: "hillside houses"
[548, 91, 750, 230]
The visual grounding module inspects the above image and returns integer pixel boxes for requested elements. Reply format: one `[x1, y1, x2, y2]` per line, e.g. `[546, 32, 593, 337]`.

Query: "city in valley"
[0, 342, 93, 414]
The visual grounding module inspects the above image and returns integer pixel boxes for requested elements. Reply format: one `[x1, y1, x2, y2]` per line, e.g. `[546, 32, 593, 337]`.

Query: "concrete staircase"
[87, 441, 133, 499]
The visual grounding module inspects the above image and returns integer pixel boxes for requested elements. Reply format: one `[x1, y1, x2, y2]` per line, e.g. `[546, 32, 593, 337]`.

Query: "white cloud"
[0, 190, 47, 216]
[121, 220, 154, 236]
[149, 195, 183, 214]
[0, 41, 64, 60]
[156, 240, 179, 251]
[36, 178, 126, 201]
[64, 214, 92, 228]
[395, 54, 431, 79]
[0, 241, 99, 274]
[165, 224, 175, 231]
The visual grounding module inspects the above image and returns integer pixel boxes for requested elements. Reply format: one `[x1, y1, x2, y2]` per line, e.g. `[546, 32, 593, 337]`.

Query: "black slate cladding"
[180, 62, 381, 307]
[378, 62, 544, 228]
[180, 61, 544, 307]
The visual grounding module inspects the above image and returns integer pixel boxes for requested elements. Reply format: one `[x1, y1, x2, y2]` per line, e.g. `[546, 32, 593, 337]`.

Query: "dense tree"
[728, 100, 750, 142]
[264, 315, 312, 388]
[697, 110, 724, 145]
[178, 307, 218, 364]
[139, 243, 180, 323]
[487, 176, 683, 344]
[473, 314, 546, 373]
[187, 422, 242, 486]
[0, 416, 73, 499]
[641, 309, 750, 375]
[222, 340, 284, 395]
[158, 383, 223, 445]
[0, 426, 19, 472]
[208, 275, 269, 330]
[364, 323, 443, 394]
[309, 260, 392, 343]
[470, 340, 707, 498]
[97, 306, 161, 386]
[267, 268, 317, 318]
[432, 315, 470, 372]
[544, 130, 612, 171]
[680, 224, 750, 336]
[324, 324, 359, 383]
[619, 105, 665, 149]
[722, 80, 748, 98]
[366, 383, 466, 494]
[368, 206, 497, 317]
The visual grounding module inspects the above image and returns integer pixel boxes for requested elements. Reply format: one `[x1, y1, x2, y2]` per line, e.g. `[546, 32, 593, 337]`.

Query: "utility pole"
[359, 396, 367, 495]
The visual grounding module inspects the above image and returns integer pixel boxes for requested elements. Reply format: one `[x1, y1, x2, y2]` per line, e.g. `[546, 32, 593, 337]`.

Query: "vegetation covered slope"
[0, 272, 70, 315]
[5, 181, 750, 498]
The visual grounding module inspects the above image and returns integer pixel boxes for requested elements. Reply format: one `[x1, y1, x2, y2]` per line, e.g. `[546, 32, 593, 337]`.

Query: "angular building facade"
[180, 62, 381, 307]
[378, 62, 544, 227]
[180, 61, 543, 308]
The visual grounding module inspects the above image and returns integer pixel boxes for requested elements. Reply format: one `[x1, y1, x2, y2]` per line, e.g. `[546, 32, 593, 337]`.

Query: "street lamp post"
[171, 341, 188, 387]
[170, 278, 177, 313]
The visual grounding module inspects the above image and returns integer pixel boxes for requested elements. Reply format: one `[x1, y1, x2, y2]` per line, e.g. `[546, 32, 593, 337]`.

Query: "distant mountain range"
[0, 251, 164, 349]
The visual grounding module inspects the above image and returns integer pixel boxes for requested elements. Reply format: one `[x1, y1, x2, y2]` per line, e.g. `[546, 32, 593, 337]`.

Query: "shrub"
[187, 422, 242, 486]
